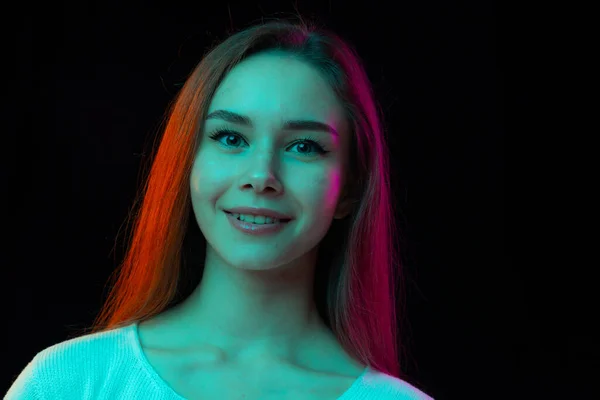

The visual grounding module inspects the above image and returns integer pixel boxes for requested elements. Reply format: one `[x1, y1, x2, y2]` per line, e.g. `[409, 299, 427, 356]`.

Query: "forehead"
[207, 52, 346, 131]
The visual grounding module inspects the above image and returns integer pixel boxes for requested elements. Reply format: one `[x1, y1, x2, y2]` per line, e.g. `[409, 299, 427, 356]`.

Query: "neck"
[168, 244, 328, 365]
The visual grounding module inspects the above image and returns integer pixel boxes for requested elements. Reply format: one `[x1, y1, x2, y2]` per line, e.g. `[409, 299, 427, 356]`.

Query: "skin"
[150, 50, 357, 373]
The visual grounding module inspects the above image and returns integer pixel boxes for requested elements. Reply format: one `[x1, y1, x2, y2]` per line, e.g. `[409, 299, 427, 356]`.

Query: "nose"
[239, 151, 283, 195]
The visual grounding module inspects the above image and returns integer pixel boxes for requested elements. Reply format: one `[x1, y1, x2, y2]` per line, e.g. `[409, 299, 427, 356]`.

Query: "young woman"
[7, 17, 434, 400]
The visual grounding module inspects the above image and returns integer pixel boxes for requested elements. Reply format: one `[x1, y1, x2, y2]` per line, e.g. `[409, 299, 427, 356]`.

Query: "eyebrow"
[205, 109, 339, 137]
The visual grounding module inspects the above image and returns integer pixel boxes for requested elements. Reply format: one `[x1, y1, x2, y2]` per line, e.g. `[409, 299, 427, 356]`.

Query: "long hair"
[74, 16, 406, 380]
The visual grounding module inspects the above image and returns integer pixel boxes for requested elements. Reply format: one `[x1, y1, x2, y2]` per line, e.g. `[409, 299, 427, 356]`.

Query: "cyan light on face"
[189, 51, 349, 269]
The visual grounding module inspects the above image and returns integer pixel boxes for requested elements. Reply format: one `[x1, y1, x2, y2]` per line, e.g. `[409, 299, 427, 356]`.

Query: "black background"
[4, 1, 530, 398]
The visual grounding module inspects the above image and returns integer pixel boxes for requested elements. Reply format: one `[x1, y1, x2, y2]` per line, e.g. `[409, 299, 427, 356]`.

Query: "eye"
[207, 129, 330, 156]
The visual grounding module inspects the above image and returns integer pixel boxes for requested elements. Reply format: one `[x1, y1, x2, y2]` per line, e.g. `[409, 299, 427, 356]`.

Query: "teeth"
[231, 213, 279, 224]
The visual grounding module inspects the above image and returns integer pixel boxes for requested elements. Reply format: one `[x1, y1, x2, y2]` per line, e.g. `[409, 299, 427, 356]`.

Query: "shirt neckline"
[127, 320, 370, 399]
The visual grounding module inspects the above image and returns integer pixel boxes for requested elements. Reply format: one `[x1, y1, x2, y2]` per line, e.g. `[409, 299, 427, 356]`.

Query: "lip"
[223, 207, 293, 220]
[225, 211, 291, 236]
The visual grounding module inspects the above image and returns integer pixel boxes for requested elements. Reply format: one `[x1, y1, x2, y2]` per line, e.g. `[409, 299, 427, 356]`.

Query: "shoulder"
[347, 367, 435, 400]
[38, 324, 137, 368]
[6, 324, 138, 399]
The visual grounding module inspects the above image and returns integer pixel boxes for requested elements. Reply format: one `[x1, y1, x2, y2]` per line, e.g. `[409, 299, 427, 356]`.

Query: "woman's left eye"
[207, 129, 329, 156]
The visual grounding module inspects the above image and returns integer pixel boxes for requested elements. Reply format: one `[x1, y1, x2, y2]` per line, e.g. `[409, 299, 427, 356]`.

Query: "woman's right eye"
[207, 129, 245, 147]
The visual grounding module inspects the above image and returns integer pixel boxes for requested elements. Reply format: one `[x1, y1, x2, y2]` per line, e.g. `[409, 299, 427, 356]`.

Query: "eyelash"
[207, 128, 330, 156]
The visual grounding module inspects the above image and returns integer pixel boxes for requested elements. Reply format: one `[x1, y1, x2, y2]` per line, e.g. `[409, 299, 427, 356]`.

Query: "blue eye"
[207, 129, 330, 156]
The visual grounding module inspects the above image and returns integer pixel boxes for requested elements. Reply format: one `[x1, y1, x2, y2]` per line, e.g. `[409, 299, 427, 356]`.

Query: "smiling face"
[189, 50, 352, 272]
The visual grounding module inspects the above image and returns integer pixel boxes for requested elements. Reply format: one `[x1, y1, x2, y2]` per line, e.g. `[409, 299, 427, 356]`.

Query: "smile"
[224, 211, 292, 236]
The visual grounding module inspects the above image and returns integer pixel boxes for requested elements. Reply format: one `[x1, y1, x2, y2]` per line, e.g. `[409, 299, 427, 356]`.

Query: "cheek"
[191, 145, 247, 185]
[190, 158, 208, 196]
[300, 168, 344, 216]
[189, 152, 227, 204]
[191, 148, 344, 215]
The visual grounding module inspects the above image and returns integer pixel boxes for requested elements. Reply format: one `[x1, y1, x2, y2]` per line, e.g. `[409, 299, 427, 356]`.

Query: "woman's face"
[190, 51, 352, 272]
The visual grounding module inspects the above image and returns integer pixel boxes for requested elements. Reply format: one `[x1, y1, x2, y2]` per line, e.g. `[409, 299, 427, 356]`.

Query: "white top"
[6, 322, 434, 399]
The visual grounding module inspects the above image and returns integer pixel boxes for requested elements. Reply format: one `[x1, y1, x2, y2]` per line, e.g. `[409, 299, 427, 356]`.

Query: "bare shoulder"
[138, 309, 179, 349]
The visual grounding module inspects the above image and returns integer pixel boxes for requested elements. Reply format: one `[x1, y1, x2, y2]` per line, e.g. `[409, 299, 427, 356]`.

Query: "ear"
[334, 184, 357, 220]
[334, 166, 358, 220]
[333, 197, 354, 220]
